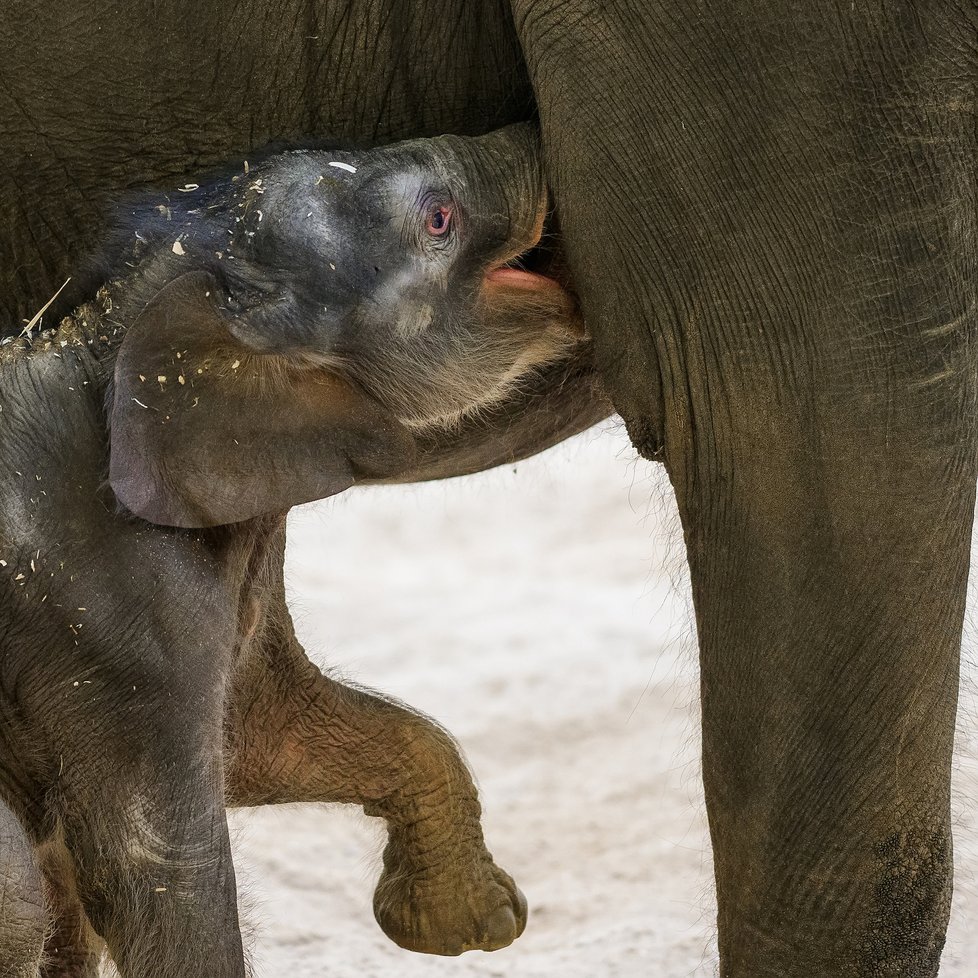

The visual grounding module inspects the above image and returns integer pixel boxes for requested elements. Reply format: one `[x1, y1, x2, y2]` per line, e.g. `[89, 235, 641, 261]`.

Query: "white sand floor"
[227, 423, 978, 977]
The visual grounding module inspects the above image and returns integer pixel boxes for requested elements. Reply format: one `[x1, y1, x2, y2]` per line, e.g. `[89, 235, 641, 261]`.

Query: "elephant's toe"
[482, 888, 528, 949]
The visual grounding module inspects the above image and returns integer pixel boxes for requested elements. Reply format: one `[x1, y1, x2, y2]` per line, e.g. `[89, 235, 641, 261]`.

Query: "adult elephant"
[1, 3, 975, 977]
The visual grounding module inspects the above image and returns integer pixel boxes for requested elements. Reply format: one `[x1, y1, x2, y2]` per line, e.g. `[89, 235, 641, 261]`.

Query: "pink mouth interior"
[485, 266, 560, 290]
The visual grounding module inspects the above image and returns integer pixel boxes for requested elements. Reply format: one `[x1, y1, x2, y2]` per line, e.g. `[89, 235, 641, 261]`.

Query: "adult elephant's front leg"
[225, 575, 526, 956]
[516, 3, 977, 975]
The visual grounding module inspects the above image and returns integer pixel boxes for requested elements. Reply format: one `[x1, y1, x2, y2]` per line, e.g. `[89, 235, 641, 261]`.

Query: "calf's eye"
[425, 206, 452, 236]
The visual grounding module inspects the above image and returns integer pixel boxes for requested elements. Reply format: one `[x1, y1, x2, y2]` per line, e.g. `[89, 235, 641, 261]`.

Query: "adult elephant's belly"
[0, 0, 532, 327]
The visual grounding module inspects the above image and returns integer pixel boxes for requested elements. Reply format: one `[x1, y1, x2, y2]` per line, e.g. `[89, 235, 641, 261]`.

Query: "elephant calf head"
[102, 123, 586, 527]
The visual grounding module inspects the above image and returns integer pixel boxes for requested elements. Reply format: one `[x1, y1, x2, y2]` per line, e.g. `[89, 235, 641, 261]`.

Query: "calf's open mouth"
[486, 214, 578, 297]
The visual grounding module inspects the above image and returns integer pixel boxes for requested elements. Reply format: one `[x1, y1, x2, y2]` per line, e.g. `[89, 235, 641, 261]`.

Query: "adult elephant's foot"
[373, 828, 527, 955]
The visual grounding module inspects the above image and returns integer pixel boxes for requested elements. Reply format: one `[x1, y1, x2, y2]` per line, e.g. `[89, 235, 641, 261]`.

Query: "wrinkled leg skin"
[52, 734, 244, 977]
[515, 3, 978, 975]
[0, 799, 46, 977]
[225, 531, 526, 956]
[36, 839, 102, 978]
[49, 701, 245, 978]
[21, 546, 250, 978]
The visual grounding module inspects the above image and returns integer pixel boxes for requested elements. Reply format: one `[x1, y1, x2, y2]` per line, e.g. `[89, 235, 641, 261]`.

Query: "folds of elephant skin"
[368, 345, 614, 486]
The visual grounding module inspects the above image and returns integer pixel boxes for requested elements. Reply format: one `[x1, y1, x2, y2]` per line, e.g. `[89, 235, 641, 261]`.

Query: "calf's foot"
[374, 827, 526, 955]
[227, 598, 529, 956]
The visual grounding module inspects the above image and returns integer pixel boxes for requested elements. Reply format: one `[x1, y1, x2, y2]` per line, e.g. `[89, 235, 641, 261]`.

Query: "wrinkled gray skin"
[2, 2, 977, 976]
[0, 127, 607, 977]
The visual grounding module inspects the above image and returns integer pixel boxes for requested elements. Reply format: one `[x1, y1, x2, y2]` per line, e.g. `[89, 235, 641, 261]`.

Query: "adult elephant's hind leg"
[517, 3, 977, 974]
[226, 576, 525, 956]
[0, 799, 46, 977]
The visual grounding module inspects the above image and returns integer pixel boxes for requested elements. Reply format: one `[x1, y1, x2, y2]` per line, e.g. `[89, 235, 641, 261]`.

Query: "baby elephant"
[106, 122, 583, 527]
[0, 124, 606, 977]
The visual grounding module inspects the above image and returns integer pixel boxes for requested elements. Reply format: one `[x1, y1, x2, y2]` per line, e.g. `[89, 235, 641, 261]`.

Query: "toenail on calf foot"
[482, 903, 519, 949]
[513, 886, 528, 937]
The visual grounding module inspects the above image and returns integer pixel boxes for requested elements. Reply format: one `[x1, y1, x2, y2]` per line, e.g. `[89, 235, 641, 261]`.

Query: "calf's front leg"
[37, 838, 102, 978]
[40, 620, 247, 978]
[226, 589, 525, 956]
[57, 745, 244, 978]
[0, 798, 46, 978]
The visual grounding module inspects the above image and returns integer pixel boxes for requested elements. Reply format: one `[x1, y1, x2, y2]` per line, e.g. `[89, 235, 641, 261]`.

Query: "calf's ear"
[108, 270, 417, 528]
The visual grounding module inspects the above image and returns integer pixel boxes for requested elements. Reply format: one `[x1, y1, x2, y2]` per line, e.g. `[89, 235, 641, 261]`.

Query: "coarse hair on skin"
[333, 279, 585, 429]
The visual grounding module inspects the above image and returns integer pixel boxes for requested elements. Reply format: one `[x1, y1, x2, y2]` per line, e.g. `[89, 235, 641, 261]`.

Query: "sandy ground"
[227, 422, 978, 977]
